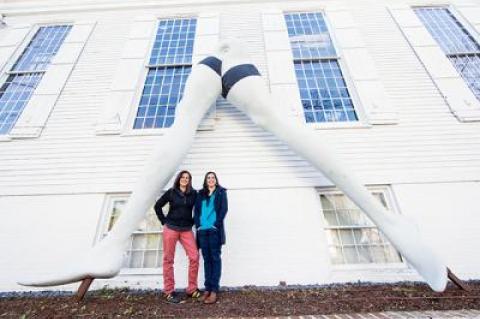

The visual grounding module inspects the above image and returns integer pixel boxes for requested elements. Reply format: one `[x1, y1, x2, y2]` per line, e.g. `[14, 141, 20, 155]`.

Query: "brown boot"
[204, 291, 217, 304]
[199, 291, 210, 302]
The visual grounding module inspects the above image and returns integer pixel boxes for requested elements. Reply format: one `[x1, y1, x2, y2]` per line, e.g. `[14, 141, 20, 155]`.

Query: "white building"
[0, 0, 479, 292]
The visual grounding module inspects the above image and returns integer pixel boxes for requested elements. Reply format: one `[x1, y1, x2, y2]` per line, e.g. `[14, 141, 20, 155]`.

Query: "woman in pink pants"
[154, 170, 201, 304]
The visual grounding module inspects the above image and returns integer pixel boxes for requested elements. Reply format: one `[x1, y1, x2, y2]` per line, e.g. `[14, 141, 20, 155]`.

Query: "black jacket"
[194, 186, 228, 245]
[154, 187, 197, 230]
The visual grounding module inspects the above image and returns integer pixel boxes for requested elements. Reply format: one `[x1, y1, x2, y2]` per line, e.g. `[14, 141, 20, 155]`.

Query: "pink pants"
[162, 225, 199, 294]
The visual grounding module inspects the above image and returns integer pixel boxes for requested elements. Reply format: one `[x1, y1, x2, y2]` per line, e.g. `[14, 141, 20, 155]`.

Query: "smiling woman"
[154, 170, 200, 304]
[194, 172, 228, 304]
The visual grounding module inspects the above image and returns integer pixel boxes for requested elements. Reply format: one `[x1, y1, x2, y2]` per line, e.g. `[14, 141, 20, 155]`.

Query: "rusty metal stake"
[75, 277, 94, 301]
[447, 268, 470, 291]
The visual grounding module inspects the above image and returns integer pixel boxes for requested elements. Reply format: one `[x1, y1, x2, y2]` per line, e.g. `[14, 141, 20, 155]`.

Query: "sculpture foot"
[17, 238, 126, 287]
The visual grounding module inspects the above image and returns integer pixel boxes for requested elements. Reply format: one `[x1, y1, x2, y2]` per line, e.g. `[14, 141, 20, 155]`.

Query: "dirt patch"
[1, 281, 479, 318]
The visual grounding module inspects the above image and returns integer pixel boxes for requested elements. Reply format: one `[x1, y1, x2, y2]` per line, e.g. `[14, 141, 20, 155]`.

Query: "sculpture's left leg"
[18, 57, 223, 287]
[220, 41, 448, 292]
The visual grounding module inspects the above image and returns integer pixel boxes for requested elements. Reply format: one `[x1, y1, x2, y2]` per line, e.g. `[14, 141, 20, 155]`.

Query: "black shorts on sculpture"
[198, 56, 262, 98]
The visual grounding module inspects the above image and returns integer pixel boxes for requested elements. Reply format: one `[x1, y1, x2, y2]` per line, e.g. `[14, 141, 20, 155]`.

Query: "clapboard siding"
[345, 1, 480, 172]
[0, 0, 479, 196]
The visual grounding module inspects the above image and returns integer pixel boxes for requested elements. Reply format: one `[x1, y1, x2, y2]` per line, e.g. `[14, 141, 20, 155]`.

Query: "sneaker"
[187, 289, 202, 299]
[164, 292, 184, 304]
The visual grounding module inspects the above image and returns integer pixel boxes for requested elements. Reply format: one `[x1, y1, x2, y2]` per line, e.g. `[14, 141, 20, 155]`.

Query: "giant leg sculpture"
[17, 56, 223, 293]
[218, 40, 448, 292]
[18, 39, 453, 295]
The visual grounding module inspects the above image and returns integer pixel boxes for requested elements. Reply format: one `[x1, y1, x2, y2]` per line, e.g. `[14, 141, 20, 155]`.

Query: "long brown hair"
[173, 170, 193, 193]
[202, 171, 220, 193]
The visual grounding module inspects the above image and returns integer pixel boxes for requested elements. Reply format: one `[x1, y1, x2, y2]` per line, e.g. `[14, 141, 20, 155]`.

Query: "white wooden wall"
[0, 0, 479, 195]
[0, 0, 479, 291]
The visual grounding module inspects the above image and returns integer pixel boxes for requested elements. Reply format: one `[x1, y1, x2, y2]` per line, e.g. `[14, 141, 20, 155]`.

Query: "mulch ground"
[1, 281, 479, 318]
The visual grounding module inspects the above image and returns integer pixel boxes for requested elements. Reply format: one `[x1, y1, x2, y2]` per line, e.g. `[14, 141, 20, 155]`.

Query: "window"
[133, 18, 197, 129]
[103, 197, 163, 269]
[0, 25, 71, 135]
[318, 189, 402, 265]
[284, 12, 357, 123]
[415, 7, 480, 100]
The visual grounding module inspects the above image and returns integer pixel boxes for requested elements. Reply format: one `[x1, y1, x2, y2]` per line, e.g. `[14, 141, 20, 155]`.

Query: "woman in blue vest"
[194, 171, 228, 304]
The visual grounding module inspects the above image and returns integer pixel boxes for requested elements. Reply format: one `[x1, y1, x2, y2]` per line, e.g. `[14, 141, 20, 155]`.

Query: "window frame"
[0, 22, 73, 140]
[317, 186, 407, 270]
[96, 193, 164, 275]
[413, 5, 480, 102]
[283, 9, 369, 129]
[413, 4, 480, 49]
[123, 14, 198, 137]
[388, 2, 480, 122]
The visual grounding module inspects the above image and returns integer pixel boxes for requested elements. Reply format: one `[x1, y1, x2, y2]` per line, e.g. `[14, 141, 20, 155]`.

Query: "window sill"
[309, 121, 372, 130]
[118, 268, 162, 276]
[121, 128, 168, 137]
[453, 108, 480, 122]
[0, 135, 12, 142]
[332, 262, 408, 271]
[95, 122, 122, 135]
[120, 124, 216, 137]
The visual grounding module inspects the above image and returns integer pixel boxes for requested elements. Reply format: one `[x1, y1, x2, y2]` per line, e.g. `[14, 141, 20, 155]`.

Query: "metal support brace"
[76, 277, 94, 301]
[447, 268, 470, 291]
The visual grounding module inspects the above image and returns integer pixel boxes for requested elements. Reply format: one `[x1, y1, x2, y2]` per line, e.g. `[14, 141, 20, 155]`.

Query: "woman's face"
[206, 173, 217, 188]
[179, 173, 190, 187]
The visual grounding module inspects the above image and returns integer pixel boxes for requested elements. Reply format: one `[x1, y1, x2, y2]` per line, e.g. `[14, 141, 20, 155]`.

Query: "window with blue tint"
[415, 7, 480, 100]
[0, 25, 71, 135]
[134, 18, 196, 129]
[285, 12, 357, 123]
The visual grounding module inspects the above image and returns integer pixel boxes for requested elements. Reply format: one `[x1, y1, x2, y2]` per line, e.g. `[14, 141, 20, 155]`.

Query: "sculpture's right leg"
[226, 75, 448, 292]
[213, 37, 447, 293]
[18, 57, 223, 287]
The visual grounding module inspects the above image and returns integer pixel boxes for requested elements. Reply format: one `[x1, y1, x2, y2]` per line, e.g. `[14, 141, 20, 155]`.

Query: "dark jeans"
[198, 229, 222, 292]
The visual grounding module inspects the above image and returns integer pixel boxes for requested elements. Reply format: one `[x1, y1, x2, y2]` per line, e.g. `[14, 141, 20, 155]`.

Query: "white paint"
[2, 0, 479, 193]
[0, 194, 104, 291]
[0, 0, 478, 293]
[222, 188, 331, 286]
[392, 182, 480, 279]
[265, 51, 296, 84]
